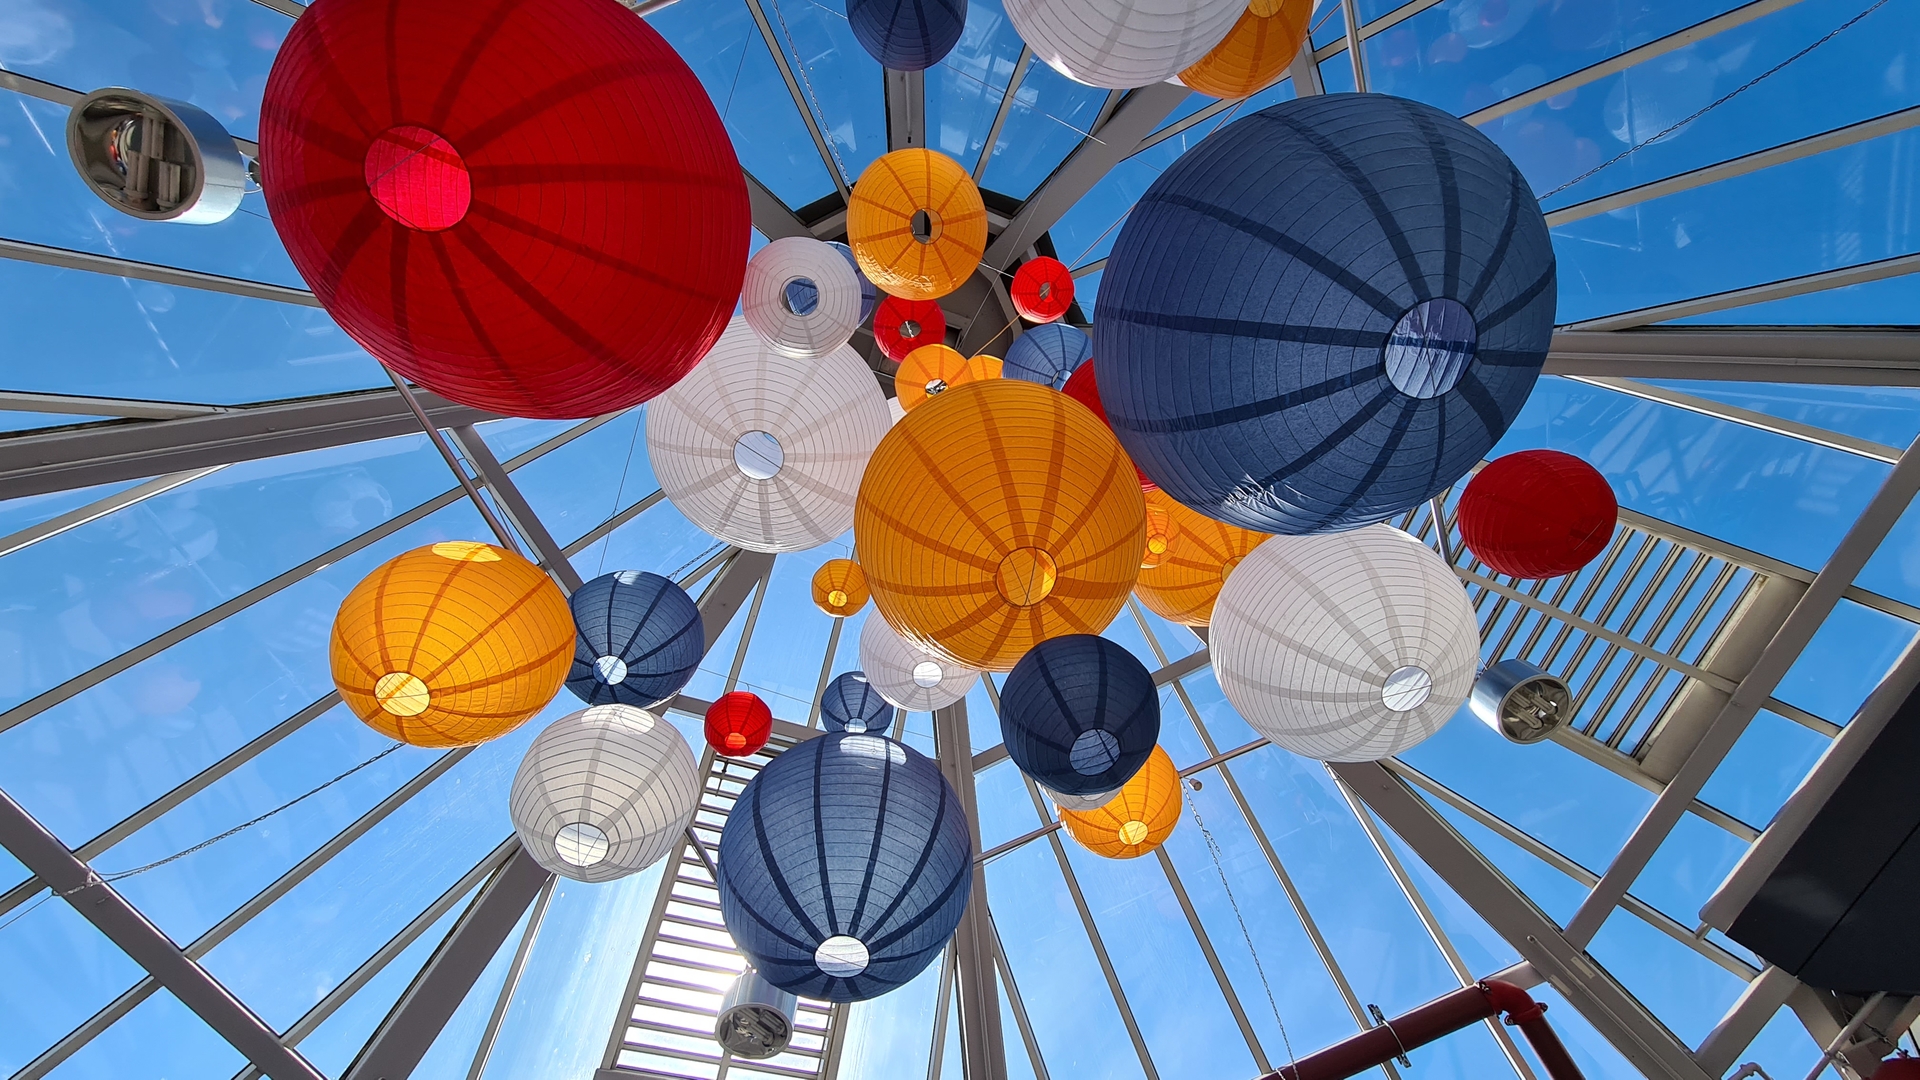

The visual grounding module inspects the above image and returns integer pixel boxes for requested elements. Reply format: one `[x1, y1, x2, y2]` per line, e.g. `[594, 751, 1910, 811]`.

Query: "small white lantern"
[859, 615, 979, 712]
[742, 236, 864, 359]
[509, 704, 700, 882]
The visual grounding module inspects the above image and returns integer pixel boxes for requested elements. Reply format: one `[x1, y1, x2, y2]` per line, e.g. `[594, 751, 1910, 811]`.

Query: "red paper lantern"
[1010, 256, 1074, 323]
[705, 691, 773, 757]
[873, 295, 946, 362]
[1062, 361, 1157, 492]
[259, 0, 749, 420]
[1458, 450, 1617, 579]
[1875, 1059, 1920, 1080]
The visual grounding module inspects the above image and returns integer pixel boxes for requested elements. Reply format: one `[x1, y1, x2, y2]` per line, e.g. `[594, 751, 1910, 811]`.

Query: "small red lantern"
[1062, 361, 1157, 492]
[873, 295, 946, 362]
[1010, 256, 1074, 323]
[1875, 1058, 1920, 1079]
[259, 0, 748, 420]
[1457, 450, 1617, 579]
[705, 691, 773, 757]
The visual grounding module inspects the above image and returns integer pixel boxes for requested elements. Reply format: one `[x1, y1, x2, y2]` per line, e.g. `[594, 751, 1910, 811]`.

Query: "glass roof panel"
[926, 0, 1028, 169]
[1641, 381, 1920, 449]
[829, 945, 945, 1079]
[42, 985, 246, 1080]
[0, 898, 146, 1075]
[978, 63, 1109, 199]
[1662, 272, 1920, 324]
[759, 0, 886, 186]
[406, 898, 528, 1080]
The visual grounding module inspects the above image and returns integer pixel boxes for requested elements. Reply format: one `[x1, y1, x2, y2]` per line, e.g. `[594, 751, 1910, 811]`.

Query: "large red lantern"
[1010, 256, 1074, 323]
[705, 691, 773, 757]
[259, 0, 749, 420]
[873, 295, 946, 362]
[1062, 361, 1157, 492]
[1457, 450, 1617, 579]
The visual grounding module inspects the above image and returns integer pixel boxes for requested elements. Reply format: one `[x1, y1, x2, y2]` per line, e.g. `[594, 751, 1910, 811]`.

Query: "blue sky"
[0, 0, 1917, 1077]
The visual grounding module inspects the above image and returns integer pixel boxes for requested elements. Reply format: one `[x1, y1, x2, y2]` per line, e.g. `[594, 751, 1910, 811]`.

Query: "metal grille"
[601, 735, 843, 1080]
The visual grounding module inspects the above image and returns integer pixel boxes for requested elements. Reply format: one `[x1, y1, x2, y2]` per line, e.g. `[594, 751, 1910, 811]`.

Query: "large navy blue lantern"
[566, 571, 704, 708]
[820, 671, 892, 733]
[1094, 93, 1556, 535]
[847, 0, 966, 71]
[999, 634, 1160, 796]
[718, 732, 972, 1001]
[1003, 322, 1094, 391]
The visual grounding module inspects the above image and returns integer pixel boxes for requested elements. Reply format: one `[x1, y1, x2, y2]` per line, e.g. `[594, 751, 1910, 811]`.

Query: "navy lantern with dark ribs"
[565, 571, 704, 708]
[718, 732, 972, 1001]
[999, 634, 1160, 796]
[820, 671, 892, 734]
[1093, 93, 1556, 535]
[848, 0, 966, 71]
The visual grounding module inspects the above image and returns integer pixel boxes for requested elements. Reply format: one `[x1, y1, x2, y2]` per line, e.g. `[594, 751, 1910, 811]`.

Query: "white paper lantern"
[742, 236, 864, 359]
[1005, 0, 1243, 89]
[648, 318, 890, 553]
[510, 704, 701, 882]
[1211, 524, 1479, 762]
[1040, 782, 1119, 812]
[860, 615, 979, 711]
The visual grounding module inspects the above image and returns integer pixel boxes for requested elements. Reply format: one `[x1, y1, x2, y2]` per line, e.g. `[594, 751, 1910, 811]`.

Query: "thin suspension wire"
[598, 409, 645, 578]
[1538, 0, 1892, 200]
[1189, 788, 1300, 1074]
[765, 0, 852, 185]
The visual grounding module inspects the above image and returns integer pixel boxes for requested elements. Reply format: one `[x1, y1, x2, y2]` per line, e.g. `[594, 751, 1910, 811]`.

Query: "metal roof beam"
[1544, 327, 1920, 384]
[741, 0, 850, 198]
[934, 700, 1009, 1080]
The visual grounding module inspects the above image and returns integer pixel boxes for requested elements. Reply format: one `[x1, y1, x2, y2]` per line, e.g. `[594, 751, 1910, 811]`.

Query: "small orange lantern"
[812, 559, 871, 617]
[1134, 491, 1269, 626]
[1178, 0, 1313, 100]
[1059, 746, 1180, 858]
[896, 343, 995, 410]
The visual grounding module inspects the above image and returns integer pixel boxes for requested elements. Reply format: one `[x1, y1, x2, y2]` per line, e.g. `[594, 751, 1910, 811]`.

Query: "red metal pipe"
[1257, 980, 1584, 1080]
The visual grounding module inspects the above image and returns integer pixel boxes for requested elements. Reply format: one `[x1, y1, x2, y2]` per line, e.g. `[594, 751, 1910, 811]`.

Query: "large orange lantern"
[812, 559, 871, 617]
[855, 379, 1146, 671]
[1058, 746, 1180, 859]
[330, 541, 572, 746]
[847, 149, 987, 301]
[1134, 490, 1270, 626]
[1178, 0, 1312, 100]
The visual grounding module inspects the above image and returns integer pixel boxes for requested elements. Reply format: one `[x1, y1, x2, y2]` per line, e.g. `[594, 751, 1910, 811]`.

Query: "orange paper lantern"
[330, 541, 572, 747]
[1059, 746, 1180, 858]
[896, 344, 998, 410]
[1178, 0, 1312, 100]
[812, 559, 871, 617]
[1141, 498, 1178, 569]
[1134, 490, 1270, 626]
[848, 149, 987, 301]
[855, 379, 1146, 671]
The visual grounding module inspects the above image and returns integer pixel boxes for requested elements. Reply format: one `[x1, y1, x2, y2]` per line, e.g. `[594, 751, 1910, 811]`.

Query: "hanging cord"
[1188, 787, 1300, 1075]
[0, 741, 407, 934]
[765, 0, 852, 185]
[1537, 0, 1892, 200]
[597, 410, 645, 578]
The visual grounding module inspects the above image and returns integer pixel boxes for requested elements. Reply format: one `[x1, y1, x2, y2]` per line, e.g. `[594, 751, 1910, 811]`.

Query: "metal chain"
[1188, 788, 1300, 1074]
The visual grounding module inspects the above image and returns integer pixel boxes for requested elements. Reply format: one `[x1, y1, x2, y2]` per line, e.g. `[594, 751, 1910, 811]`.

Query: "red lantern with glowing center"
[873, 295, 946, 362]
[705, 691, 773, 757]
[1063, 361, 1157, 492]
[1010, 256, 1074, 323]
[259, 0, 749, 420]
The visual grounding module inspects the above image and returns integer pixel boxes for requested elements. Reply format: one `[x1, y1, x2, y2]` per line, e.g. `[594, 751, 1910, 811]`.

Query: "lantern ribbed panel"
[509, 704, 700, 882]
[1178, 0, 1311, 99]
[855, 379, 1146, 671]
[1062, 361, 1156, 491]
[706, 691, 774, 757]
[812, 559, 872, 618]
[1006, 0, 1243, 89]
[848, 0, 967, 70]
[1134, 490, 1269, 626]
[259, 0, 747, 419]
[1042, 783, 1120, 812]
[821, 671, 894, 733]
[896, 345, 993, 411]
[718, 732, 972, 1001]
[847, 150, 987, 301]
[1458, 450, 1617, 579]
[648, 319, 890, 553]
[859, 616, 979, 710]
[1058, 746, 1179, 858]
[873, 295, 946, 361]
[1095, 94, 1556, 534]
[999, 634, 1160, 795]
[330, 541, 572, 747]
[1010, 257, 1075, 323]
[566, 570, 704, 708]
[1212, 524, 1478, 761]
[828, 241, 880, 323]
[1003, 323, 1092, 391]
[742, 236, 864, 359]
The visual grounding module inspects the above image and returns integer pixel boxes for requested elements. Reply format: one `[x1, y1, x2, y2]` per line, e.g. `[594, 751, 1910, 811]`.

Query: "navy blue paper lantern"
[828, 241, 879, 323]
[847, 0, 966, 71]
[718, 732, 972, 1001]
[821, 671, 892, 733]
[566, 571, 704, 708]
[1004, 322, 1093, 391]
[999, 634, 1159, 796]
[1094, 93, 1556, 535]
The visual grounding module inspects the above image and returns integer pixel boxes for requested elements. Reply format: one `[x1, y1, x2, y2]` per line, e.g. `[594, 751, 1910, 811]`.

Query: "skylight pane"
[759, 0, 886, 185]
[737, 542, 857, 720]
[35, 985, 248, 1080]
[926, 0, 1028, 168]
[977, 63, 1109, 199]
[0, 898, 147, 1076]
